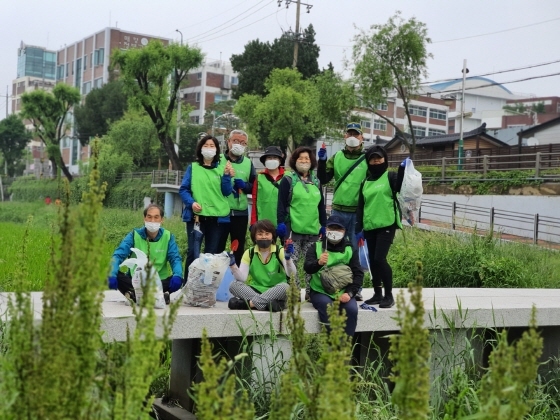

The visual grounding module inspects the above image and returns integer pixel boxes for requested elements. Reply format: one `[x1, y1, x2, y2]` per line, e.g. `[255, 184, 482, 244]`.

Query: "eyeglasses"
[231, 138, 247, 146]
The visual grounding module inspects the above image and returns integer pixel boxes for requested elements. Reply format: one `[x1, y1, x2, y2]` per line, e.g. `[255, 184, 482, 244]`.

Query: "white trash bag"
[119, 247, 166, 309]
[173, 252, 230, 308]
[398, 158, 423, 226]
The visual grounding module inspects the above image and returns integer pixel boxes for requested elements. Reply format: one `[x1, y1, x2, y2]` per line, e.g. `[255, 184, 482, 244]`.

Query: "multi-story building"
[502, 96, 560, 128]
[182, 59, 238, 124]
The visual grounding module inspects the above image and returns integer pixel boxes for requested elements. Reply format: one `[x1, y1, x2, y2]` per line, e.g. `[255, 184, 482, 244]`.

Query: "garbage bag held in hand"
[119, 247, 166, 309]
[398, 159, 423, 226]
[183, 252, 230, 307]
[358, 240, 369, 272]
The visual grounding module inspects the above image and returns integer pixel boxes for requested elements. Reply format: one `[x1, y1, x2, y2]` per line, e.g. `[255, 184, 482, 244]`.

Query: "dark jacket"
[303, 238, 363, 297]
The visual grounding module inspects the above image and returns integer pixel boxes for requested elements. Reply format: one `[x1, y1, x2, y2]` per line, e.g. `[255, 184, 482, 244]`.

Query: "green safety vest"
[288, 172, 321, 235]
[246, 246, 287, 293]
[309, 242, 353, 299]
[132, 229, 171, 279]
[361, 172, 402, 231]
[333, 152, 368, 207]
[226, 154, 252, 211]
[256, 173, 281, 225]
[191, 161, 230, 217]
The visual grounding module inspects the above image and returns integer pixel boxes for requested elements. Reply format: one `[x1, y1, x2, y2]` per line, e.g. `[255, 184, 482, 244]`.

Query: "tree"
[231, 24, 321, 98]
[0, 114, 31, 177]
[73, 80, 128, 144]
[352, 11, 432, 157]
[111, 40, 204, 170]
[21, 84, 81, 181]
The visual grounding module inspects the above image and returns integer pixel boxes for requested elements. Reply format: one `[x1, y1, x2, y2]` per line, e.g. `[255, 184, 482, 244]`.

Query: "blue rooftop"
[430, 76, 513, 94]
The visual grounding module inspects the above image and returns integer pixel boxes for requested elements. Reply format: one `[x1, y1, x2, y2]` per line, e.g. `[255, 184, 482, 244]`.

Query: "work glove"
[229, 253, 237, 267]
[318, 226, 326, 238]
[108, 276, 118, 290]
[233, 178, 246, 191]
[355, 231, 365, 244]
[169, 275, 183, 293]
[276, 223, 287, 238]
[284, 242, 295, 260]
[400, 157, 410, 167]
[318, 146, 327, 161]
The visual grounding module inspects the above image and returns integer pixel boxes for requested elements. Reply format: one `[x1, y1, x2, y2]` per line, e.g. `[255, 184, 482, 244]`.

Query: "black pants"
[364, 227, 396, 295]
[309, 291, 358, 337]
[116, 271, 171, 302]
[218, 214, 248, 266]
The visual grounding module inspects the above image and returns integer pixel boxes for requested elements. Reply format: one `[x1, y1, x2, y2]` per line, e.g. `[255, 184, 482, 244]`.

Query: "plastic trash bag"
[398, 158, 423, 226]
[215, 269, 235, 302]
[358, 240, 369, 272]
[119, 247, 166, 309]
[179, 252, 230, 307]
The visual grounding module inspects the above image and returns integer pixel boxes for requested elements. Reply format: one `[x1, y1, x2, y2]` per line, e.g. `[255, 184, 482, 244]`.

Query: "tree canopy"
[111, 40, 203, 170]
[21, 83, 81, 181]
[231, 24, 320, 98]
[352, 11, 432, 157]
[0, 114, 32, 177]
[73, 80, 128, 145]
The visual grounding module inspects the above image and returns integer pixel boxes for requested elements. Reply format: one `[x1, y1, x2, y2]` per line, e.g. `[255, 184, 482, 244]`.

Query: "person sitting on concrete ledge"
[228, 219, 296, 312]
[107, 204, 183, 302]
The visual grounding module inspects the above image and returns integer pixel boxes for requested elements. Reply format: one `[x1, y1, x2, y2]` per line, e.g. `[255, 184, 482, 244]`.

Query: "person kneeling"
[228, 219, 296, 312]
[304, 215, 364, 336]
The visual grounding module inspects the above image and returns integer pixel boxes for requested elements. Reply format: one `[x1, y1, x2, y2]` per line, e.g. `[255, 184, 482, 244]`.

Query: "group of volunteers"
[108, 122, 408, 337]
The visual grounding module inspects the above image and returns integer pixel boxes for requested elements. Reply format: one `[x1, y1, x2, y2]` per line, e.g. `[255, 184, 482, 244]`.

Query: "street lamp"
[176, 29, 183, 45]
[458, 60, 469, 171]
[175, 29, 184, 159]
[212, 112, 238, 149]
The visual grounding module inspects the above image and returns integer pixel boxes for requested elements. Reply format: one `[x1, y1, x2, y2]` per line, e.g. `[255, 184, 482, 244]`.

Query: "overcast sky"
[2, 0, 560, 117]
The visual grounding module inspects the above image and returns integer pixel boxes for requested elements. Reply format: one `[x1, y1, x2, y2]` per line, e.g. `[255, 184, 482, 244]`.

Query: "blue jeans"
[310, 291, 358, 336]
[185, 217, 229, 272]
[331, 209, 357, 248]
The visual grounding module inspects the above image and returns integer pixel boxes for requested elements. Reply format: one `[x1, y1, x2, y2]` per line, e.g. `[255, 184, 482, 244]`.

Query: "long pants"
[331, 209, 358, 248]
[229, 281, 289, 311]
[185, 217, 229, 274]
[309, 290, 358, 337]
[218, 214, 248, 266]
[292, 237, 316, 292]
[364, 227, 396, 296]
[116, 271, 171, 302]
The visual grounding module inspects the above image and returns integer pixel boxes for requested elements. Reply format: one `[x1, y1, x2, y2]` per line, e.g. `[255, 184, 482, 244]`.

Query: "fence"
[418, 198, 560, 245]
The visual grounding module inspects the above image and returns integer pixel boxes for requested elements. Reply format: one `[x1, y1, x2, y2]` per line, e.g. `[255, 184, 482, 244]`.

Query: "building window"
[231, 76, 239, 85]
[196, 92, 201, 102]
[412, 126, 426, 137]
[360, 120, 371, 129]
[94, 78, 103, 89]
[93, 49, 104, 66]
[374, 119, 387, 131]
[191, 116, 200, 124]
[82, 81, 92, 95]
[83, 55, 87, 70]
[429, 109, 447, 120]
[409, 105, 427, 117]
[214, 94, 228, 103]
[65, 63, 69, 77]
[197, 72, 202, 80]
[377, 103, 388, 111]
[71, 60, 74, 75]
[428, 128, 446, 136]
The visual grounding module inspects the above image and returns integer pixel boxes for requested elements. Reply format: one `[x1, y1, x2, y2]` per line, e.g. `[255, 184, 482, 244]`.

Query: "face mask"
[256, 239, 272, 249]
[265, 159, 280, 170]
[201, 148, 216, 160]
[230, 144, 246, 156]
[326, 230, 345, 244]
[368, 162, 388, 178]
[145, 222, 161, 233]
[295, 162, 311, 173]
[346, 136, 360, 147]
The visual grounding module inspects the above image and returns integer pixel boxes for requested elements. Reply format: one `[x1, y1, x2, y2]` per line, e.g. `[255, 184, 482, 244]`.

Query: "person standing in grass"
[228, 219, 296, 312]
[276, 146, 327, 299]
[179, 135, 233, 272]
[108, 204, 183, 301]
[251, 145, 285, 229]
[304, 214, 363, 336]
[218, 129, 256, 266]
[356, 145, 406, 309]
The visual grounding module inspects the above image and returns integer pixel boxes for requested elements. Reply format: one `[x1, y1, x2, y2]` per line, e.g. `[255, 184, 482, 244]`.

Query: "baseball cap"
[366, 145, 386, 160]
[326, 214, 345, 229]
[346, 122, 363, 134]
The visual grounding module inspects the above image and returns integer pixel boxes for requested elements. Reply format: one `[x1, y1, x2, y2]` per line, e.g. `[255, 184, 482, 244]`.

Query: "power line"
[433, 17, 560, 44]
[174, 0, 252, 36]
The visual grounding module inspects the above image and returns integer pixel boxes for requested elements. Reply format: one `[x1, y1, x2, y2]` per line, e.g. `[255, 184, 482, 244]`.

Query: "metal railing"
[151, 170, 185, 186]
[418, 198, 560, 245]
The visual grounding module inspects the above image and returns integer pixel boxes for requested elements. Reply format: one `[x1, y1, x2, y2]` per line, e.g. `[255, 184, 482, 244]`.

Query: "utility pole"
[279, 0, 313, 69]
[458, 59, 469, 171]
[175, 30, 183, 160]
[5, 85, 7, 117]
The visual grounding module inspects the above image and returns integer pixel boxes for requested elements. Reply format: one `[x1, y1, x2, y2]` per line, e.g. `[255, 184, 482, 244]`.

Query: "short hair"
[228, 129, 248, 141]
[144, 203, 164, 218]
[250, 219, 277, 244]
[289, 146, 317, 172]
[195, 135, 221, 165]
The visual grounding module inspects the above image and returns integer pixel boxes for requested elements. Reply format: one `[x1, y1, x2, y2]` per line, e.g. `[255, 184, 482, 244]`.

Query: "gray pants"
[229, 281, 289, 311]
[292, 237, 316, 293]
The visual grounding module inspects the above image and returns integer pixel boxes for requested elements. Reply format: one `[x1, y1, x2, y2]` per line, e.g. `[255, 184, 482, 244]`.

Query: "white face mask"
[201, 148, 216, 160]
[230, 144, 246, 156]
[265, 159, 280, 170]
[295, 162, 311, 173]
[326, 230, 345, 244]
[145, 222, 161, 233]
[346, 136, 360, 148]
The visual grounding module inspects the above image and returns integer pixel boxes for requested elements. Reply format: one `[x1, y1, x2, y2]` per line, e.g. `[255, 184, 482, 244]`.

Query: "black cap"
[326, 214, 346, 229]
[260, 146, 285, 165]
[365, 145, 387, 160]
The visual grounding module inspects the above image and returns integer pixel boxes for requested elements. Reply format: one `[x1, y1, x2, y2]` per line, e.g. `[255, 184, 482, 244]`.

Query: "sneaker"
[379, 295, 395, 308]
[364, 293, 384, 305]
[269, 299, 286, 312]
[228, 297, 250, 310]
[355, 291, 363, 301]
[164, 292, 170, 305]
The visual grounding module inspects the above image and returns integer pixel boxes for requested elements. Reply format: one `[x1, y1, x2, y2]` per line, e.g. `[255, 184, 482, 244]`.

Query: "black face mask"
[256, 239, 272, 249]
[368, 162, 388, 178]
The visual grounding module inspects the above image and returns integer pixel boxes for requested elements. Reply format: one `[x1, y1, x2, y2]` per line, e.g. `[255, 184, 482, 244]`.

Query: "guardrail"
[151, 170, 185, 186]
[418, 198, 560, 245]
